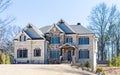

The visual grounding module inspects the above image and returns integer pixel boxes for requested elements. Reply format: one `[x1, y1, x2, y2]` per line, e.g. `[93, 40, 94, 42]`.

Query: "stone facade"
[14, 20, 98, 71]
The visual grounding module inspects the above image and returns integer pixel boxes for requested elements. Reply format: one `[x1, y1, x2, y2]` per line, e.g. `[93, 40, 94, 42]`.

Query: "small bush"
[112, 54, 120, 67]
[85, 61, 91, 68]
[0, 52, 4, 64]
[108, 59, 112, 67]
[96, 66, 102, 73]
[5, 54, 10, 64]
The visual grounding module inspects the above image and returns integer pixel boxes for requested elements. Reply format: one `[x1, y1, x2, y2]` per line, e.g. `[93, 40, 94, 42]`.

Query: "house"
[14, 20, 98, 71]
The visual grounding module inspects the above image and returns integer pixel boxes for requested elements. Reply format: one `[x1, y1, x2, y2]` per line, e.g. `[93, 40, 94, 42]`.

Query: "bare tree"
[0, 0, 15, 48]
[88, 3, 119, 61]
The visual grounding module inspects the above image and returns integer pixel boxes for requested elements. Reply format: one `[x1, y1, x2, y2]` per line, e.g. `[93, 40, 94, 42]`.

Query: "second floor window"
[17, 49, 28, 58]
[20, 35, 26, 42]
[51, 37, 60, 44]
[66, 37, 72, 43]
[34, 48, 41, 56]
[79, 37, 89, 45]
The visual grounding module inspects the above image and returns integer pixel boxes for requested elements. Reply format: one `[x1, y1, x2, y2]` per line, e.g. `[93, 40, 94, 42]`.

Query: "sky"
[2, 0, 120, 28]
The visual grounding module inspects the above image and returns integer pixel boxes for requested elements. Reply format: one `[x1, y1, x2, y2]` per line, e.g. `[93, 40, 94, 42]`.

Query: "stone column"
[71, 48, 76, 65]
[59, 48, 63, 63]
[73, 48, 75, 55]
[60, 48, 62, 56]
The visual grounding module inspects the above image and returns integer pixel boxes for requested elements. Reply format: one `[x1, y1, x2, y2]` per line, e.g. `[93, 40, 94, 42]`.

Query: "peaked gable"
[14, 30, 31, 40]
[23, 24, 45, 40]
[15, 24, 45, 40]
[56, 19, 75, 34]
[47, 24, 64, 33]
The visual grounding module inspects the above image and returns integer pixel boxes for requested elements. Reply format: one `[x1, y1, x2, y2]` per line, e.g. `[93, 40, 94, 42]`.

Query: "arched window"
[34, 48, 41, 56]
[17, 48, 28, 58]
[20, 35, 26, 42]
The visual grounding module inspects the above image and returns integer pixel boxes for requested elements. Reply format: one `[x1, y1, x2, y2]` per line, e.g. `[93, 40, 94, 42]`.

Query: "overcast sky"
[2, 0, 120, 28]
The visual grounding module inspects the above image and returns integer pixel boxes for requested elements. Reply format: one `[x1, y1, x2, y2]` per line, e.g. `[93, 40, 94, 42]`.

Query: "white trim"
[47, 24, 64, 33]
[15, 30, 31, 40]
[59, 43, 75, 48]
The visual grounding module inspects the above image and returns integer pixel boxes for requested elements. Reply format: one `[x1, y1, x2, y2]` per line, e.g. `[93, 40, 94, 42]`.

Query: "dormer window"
[20, 35, 26, 42]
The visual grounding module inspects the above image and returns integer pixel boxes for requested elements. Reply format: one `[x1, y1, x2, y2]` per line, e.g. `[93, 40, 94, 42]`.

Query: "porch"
[59, 43, 76, 64]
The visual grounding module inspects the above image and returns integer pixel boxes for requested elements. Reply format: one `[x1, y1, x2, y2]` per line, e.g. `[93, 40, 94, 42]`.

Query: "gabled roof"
[40, 20, 93, 34]
[57, 19, 75, 34]
[70, 25, 93, 34]
[14, 30, 31, 40]
[23, 24, 45, 40]
[47, 24, 64, 33]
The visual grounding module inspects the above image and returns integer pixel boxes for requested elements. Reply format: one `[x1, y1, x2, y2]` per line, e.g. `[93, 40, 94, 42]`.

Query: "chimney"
[77, 23, 81, 25]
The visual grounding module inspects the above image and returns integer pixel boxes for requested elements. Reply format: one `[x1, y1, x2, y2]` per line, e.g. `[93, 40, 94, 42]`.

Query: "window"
[51, 37, 60, 44]
[50, 50, 60, 59]
[17, 49, 28, 58]
[66, 37, 72, 43]
[79, 37, 89, 45]
[79, 50, 89, 59]
[34, 48, 41, 56]
[20, 35, 26, 42]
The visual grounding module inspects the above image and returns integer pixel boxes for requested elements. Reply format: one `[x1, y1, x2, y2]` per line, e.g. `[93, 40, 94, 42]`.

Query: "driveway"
[0, 64, 96, 75]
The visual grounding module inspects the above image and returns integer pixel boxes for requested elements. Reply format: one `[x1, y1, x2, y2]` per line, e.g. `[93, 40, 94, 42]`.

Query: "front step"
[61, 61, 71, 64]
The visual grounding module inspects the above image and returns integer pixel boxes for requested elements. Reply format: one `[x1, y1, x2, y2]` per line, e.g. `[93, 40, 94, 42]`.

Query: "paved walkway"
[0, 64, 96, 75]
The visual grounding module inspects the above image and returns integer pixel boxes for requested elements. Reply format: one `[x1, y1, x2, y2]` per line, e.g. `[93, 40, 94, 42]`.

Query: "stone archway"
[59, 43, 75, 62]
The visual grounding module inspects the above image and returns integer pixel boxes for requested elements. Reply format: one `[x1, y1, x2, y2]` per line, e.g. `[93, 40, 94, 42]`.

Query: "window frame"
[50, 50, 60, 59]
[78, 37, 89, 45]
[66, 37, 73, 43]
[20, 35, 26, 42]
[17, 49, 28, 58]
[79, 50, 89, 59]
[50, 36, 60, 44]
[34, 48, 41, 57]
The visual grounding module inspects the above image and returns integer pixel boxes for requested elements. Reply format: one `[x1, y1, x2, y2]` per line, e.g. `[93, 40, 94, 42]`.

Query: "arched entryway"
[59, 43, 75, 62]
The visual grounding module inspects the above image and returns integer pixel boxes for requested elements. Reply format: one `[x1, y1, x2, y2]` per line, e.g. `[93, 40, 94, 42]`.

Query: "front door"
[67, 51, 72, 61]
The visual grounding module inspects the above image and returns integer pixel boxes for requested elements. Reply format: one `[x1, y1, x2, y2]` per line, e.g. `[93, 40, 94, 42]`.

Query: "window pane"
[79, 50, 89, 59]
[34, 49, 41, 56]
[79, 37, 89, 44]
[23, 50, 27, 58]
[17, 49, 28, 58]
[20, 35, 26, 42]
[51, 37, 59, 44]
[67, 37, 72, 43]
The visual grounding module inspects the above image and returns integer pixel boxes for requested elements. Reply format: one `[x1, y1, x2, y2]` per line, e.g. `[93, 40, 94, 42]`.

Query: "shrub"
[85, 61, 91, 68]
[96, 66, 102, 73]
[0, 51, 4, 64]
[5, 54, 10, 64]
[108, 59, 112, 67]
[112, 54, 120, 67]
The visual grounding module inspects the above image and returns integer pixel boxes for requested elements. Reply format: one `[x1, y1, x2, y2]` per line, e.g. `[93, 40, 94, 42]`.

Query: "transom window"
[79, 37, 89, 45]
[79, 50, 89, 59]
[50, 50, 60, 59]
[51, 36, 60, 44]
[66, 37, 72, 43]
[17, 49, 28, 58]
[20, 35, 26, 42]
[34, 48, 41, 56]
